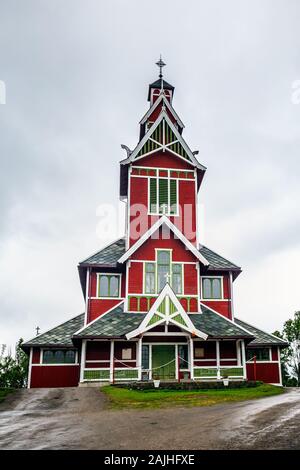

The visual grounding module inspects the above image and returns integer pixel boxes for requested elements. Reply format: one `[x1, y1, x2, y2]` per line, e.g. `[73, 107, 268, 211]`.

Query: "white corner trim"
[118, 216, 209, 266]
[126, 283, 208, 340]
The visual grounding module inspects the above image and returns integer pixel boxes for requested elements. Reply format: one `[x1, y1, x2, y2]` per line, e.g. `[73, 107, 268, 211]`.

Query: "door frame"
[143, 342, 189, 381]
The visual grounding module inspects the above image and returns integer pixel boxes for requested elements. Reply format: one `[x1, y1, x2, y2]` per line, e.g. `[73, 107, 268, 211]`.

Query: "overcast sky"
[1, 0, 299, 351]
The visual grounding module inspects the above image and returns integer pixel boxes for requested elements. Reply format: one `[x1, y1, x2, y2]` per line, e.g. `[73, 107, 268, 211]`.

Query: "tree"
[0, 338, 28, 388]
[273, 311, 300, 387]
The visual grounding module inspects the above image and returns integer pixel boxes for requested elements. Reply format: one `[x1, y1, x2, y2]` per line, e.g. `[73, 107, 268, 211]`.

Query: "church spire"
[155, 55, 166, 79]
[148, 56, 174, 104]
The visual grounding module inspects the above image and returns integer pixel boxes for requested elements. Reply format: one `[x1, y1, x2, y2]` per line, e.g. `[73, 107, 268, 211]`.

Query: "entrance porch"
[79, 337, 246, 384]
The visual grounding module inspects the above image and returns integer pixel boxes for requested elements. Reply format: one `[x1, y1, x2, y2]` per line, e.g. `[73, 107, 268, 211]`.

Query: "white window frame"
[96, 273, 122, 299]
[201, 275, 224, 300]
[142, 249, 184, 295]
[148, 174, 179, 217]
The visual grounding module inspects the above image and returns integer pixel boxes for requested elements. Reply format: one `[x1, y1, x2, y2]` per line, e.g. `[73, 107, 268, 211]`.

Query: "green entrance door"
[152, 345, 175, 380]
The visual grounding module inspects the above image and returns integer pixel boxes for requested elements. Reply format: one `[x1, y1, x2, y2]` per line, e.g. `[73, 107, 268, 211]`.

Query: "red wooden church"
[23, 59, 286, 388]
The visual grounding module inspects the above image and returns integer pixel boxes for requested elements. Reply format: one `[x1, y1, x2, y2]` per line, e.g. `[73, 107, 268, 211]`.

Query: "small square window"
[195, 347, 204, 358]
[122, 348, 132, 360]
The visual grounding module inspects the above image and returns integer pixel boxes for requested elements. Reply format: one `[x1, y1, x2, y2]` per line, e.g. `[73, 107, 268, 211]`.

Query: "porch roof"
[22, 313, 85, 352]
[235, 318, 288, 347]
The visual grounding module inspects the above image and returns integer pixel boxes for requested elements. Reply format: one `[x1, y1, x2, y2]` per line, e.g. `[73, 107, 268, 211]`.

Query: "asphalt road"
[0, 387, 299, 450]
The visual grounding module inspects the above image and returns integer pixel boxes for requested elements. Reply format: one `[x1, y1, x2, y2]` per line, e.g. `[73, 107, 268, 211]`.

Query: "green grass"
[102, 384, 284, 409]
[0, 388, 14, 403]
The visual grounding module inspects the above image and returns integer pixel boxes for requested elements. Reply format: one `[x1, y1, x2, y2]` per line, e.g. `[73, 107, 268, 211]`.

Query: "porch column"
[137, 337, 142, 381]
[236, 340, 242, 366]
[189, 337, 194, 380]
[175, 344, 179, 381]
[110, 340, 115, 383]
[216, 340, 221, 379]
[80, 339, 87, 382]
[241, 340, 247, 379]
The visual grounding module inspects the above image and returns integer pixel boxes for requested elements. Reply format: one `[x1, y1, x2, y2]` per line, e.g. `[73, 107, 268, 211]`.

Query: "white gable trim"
[126, 284, 208, 340]
[139, 93, 184, 129]
[121, 110, 205, 170]
[199, 302, 254, 337]
[118, 215, 209, 266]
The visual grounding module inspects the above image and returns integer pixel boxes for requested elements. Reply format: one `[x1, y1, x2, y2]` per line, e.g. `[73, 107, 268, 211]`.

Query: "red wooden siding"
[183, 264, 198, 295]
[32, 348, 40, 364]
[272, 347, 278, 361]
[86, 341, 110, 360]
[201, 300, 232, 319]
[130, 230, 197, 262]
[246, 363, 280, 384]
[87, 273, 125, 323]
[30, 365, 80, 388]
[136, 151, 194, 170]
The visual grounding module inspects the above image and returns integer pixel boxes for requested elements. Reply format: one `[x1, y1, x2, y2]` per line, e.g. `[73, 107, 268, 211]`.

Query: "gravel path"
[0, 387, 299, 449]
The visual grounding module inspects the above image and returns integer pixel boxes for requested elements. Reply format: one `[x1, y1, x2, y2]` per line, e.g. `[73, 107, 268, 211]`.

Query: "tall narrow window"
[202, 277, 222, 299]
[169, 179, 177, 215]
[149, 178, 157, 213]
[159, 178, 168, 213]
[172, 264, 182, 294]
[157, 250, 170, 292]
[98, 275, 120, 298]
[149, 178, 178, 215]
[145, 263, 155, 294]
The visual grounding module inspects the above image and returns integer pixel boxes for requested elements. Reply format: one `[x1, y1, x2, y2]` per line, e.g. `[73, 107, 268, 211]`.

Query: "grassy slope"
[0, 388, 14, 403]
[102, 384, 284, 410]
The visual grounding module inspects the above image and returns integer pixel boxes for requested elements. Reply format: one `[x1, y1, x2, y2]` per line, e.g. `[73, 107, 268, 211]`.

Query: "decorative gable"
[126, 284, 208, 340]
[121, 111, 205, 170]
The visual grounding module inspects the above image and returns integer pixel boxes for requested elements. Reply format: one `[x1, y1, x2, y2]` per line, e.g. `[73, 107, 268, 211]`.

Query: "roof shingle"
[235, 318, 288, 346]
[22, 313, 84, 349]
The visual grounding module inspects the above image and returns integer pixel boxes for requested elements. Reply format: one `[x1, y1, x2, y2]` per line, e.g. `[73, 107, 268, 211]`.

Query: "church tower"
[23, 59, 286, 388]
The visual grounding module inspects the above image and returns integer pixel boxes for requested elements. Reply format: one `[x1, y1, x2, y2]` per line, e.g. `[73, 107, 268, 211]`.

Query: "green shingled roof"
[235, 318, 288, 346]
[73, 303, 253, 340]
[199, 245, 241, 271]
[22, 313, 85, 349]
[191, 306, 253, 339]
[79, 238, 126, 266]
[21, 305, 284, 348]
[73, 303, 143, 338]
[79, 237, 240, 271]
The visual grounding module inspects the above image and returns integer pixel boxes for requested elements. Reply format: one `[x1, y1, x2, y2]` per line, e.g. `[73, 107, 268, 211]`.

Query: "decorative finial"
[156, 55, 166, 79]
[35, 326, 40, 336]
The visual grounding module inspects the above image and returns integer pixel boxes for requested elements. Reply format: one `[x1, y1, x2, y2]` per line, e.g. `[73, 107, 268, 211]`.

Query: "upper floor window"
[144, 250, 182, 295]
[149, 177, 178, 215]
[202, 277, 222, 299]
[43, 349, 76, 364]
[98, 274, 120, 298]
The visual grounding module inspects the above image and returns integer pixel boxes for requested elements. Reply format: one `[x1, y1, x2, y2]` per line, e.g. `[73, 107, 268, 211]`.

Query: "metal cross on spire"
[156, 55, 166, 79]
